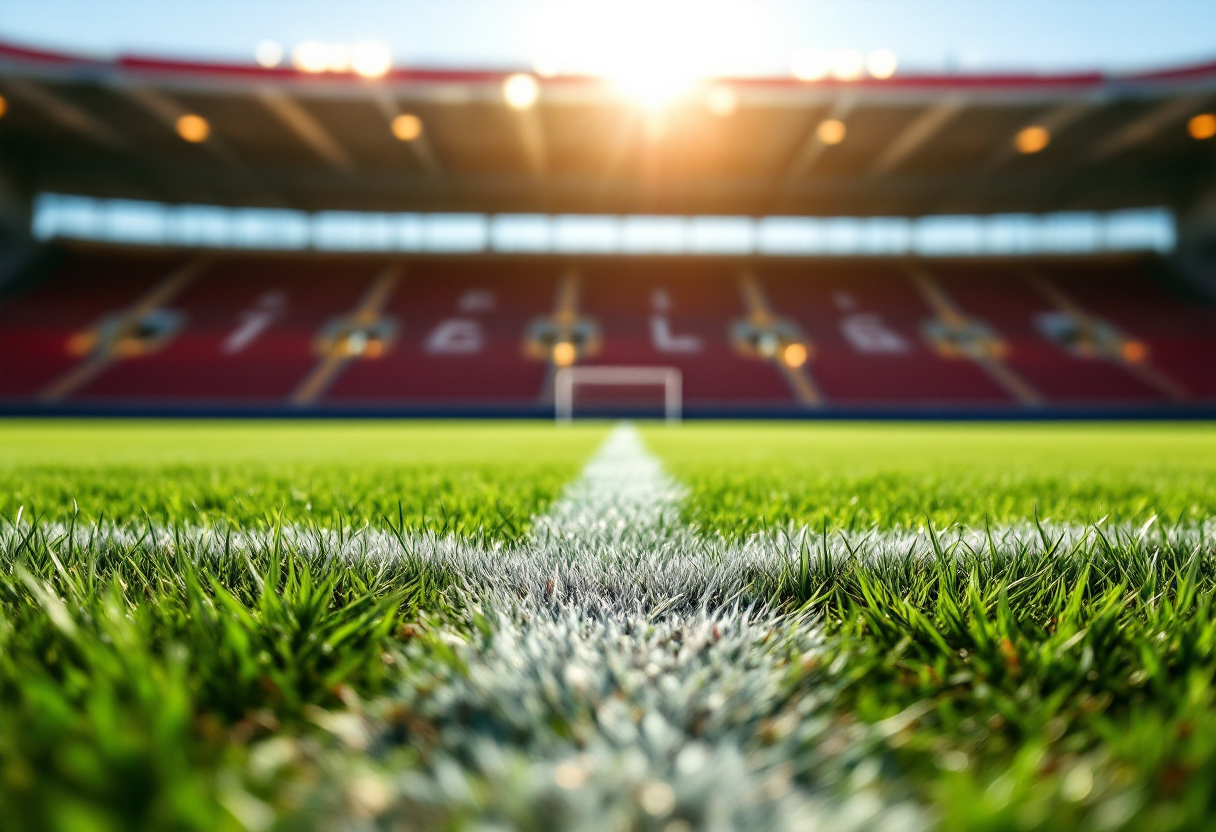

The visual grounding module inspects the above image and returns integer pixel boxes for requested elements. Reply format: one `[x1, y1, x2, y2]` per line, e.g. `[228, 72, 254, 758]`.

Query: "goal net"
[554, 366, 682, 424]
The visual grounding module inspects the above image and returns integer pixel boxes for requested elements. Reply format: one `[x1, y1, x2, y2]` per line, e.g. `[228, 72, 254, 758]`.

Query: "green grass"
[0, 519, 451, 831]
[0, 420, 606, 540]
[643, 422, 1216, 536]
[759, 524, 1216, 831]
[3, 419, 1216, 831]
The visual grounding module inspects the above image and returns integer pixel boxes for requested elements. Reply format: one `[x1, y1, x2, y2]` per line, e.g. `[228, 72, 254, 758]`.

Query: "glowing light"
[504, 73, 540, 109]
[706, 85, 737, 117]
[1122, 341, 1148, 363]
[782, 342, 808, 368]
[609, 53, 699, 110]
[792, 49, 830, 82]
[391, 114, 423, 141]
[757, 332, 779, 357]
[638, 781, 676, 817]
[866, 49, 898, 79]
[292, 42, 355, 73]
[351, 41, 392, 78]
[255, 41, 283, 68]
[175, 114, 210, 143]
[533, 56, 561, 78]
[552, 341, 576, 366]
[554, 760, 587, 789]
[293, 41, 330, 73]
[525, 2, 755, 109]
[817, 119, 847, 145]
[1189, 113, 1216, 140]
[0, 94, 7, 119]
[345, 331, 368, 356]
[1015, 125, 1051, 154]
[829, 49, 865, 81]
[325, 44, 351, 72]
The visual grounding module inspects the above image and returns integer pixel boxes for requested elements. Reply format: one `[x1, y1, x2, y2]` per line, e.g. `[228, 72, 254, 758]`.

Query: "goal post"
[554, 366, 682, 425]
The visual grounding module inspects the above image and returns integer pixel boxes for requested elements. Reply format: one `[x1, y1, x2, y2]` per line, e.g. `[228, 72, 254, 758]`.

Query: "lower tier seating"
[1, 247, 1212, 412]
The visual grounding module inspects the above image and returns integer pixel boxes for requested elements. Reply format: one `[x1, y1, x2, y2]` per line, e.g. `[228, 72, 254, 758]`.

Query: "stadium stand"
[0, 39, 1214, 417]
[1, 247, 1212, 416]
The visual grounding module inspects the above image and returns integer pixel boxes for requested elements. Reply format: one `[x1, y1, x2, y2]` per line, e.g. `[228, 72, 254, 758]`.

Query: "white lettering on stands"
[841, 313, 909, 354]
[834, 291, 858, 311]
[223, 291, 286, 354]
[649, 289, 702, 354]
[457, 289, 495, 313]
[425, 319, 484, 354]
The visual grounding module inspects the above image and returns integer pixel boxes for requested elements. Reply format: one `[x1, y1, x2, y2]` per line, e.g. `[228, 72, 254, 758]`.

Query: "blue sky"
[1, 0, 1214, 75]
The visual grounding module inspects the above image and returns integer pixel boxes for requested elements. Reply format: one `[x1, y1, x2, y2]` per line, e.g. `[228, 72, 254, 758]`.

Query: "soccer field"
[2, 419, 1215, 831]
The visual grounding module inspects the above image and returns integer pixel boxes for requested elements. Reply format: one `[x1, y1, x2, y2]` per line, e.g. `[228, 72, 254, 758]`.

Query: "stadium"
[0, 2, 1215, 830]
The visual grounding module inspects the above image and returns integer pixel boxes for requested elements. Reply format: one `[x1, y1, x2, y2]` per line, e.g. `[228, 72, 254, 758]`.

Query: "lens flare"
[293, 42, 330, 73]
[504, 74, 541, 110]
[391, 114, 422, 141]
[552, 341, 577, 367]
[866, 49, 898, 79]
[175, 114, 210, 143]
[1189, 113, 1216, 140]
[817, 119, 847, 145]
[706, 85, 738, 117]
[255, 41, 283, 68]
[351, 41, 392, 78]
[792, 49, 830, 82]
[1015, 125, 1051, 154]
[829, 50, 865, 81]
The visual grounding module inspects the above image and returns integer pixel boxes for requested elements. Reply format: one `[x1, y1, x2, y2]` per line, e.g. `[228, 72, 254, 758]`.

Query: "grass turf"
[643, 422, 1216, 535]
[0, 420, 606, 540]
[3, 419, 1216, 831]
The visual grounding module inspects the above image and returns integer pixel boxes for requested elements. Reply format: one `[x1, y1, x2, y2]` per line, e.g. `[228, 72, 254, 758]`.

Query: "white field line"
[370, 423, 925, 829]
[10, 516, 1215, 615]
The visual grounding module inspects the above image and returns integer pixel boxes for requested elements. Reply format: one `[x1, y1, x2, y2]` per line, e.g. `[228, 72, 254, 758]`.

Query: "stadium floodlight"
[791, 49, 830, 81]
[254, 41, 283, 68]
[817, 119, 846, 145]
[175, 114, 209, 143]
[705, 86, 737, 117]
[1015, 125, 1051, 154]
[866, 50, 898, 79]
[504, 74, 540, 109]
[1190, 113, 1216, 141]
[391, 114, 423, 141]
[828, 49, 865, 81]
[554, 366, 682, 425]
[351, 41, 392, 78]
[293, 42, 331, 73]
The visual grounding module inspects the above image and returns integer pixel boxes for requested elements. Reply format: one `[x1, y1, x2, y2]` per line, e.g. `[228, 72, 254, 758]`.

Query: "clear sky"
[1, 0, 1214, 75]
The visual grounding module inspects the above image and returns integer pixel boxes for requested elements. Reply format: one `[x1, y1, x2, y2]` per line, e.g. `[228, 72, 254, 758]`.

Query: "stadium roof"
[1, 40, 1215, 217]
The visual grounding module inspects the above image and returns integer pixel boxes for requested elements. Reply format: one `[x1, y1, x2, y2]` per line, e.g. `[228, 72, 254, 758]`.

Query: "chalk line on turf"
[364, 422, 925, 831]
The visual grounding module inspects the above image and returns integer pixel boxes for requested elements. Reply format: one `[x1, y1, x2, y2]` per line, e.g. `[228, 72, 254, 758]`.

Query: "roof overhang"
[1, 41, 1215, 216]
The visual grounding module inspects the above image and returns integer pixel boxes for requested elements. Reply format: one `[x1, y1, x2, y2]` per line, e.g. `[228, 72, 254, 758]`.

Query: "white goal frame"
[554, 366, 682, 425]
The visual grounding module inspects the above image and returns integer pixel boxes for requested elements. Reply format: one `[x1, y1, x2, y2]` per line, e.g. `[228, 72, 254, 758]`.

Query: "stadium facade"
[0, 40, 1213, 418]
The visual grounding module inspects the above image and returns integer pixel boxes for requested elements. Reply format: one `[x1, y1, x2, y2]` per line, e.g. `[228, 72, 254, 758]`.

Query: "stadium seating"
[1, 247, 1212, 414]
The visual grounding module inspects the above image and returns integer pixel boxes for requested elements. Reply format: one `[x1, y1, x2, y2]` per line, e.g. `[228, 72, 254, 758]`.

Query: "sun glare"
[527, 1, 761, 110]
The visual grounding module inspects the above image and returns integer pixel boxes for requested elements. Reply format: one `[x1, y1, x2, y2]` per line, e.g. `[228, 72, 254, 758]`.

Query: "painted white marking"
[223, 291, 286, 355]
[424, 318, 484, 354]
[834, 291, 857, 311]
[651, 316, 702, 353]
[457, 289, 495, 313]
[841, 313, 909, 354]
